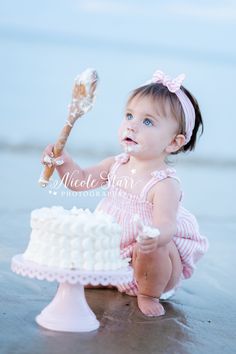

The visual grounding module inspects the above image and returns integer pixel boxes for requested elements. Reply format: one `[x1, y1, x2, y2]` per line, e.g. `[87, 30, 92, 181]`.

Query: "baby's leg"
[133, 240, 182, 317]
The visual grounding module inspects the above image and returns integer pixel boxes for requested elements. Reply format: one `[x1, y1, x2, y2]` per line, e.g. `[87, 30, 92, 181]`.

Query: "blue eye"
[143, 118, 153, 126]
[126, 113, 133, 120]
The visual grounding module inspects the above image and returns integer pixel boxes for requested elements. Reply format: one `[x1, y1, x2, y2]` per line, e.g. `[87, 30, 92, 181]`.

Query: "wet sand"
[0, 151, 236, 354]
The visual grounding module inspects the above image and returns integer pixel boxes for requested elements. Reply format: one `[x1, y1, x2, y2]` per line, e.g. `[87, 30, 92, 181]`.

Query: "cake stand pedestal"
[11, 254, 133, 333]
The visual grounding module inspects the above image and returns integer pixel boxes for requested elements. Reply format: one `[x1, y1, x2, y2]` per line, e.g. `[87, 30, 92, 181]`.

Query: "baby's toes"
[137, 294, 165, 317]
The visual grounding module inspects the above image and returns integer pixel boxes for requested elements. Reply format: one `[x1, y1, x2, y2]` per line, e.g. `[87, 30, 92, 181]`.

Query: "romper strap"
[140, 168, 180, 201]
[109, 153, 130, 177]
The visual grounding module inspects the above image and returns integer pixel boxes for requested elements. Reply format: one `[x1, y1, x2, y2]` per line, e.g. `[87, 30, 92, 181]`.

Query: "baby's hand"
[132, 214, 160, 254]
[138, 236, 159, 254]
[41, 144, 65, 167]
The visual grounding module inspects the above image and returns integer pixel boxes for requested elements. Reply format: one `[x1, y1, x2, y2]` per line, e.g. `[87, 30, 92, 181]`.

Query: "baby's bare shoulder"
[149, 177, 181, 204]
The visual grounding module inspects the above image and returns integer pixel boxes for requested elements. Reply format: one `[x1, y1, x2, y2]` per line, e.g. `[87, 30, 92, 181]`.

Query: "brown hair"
[127, 83, 203, 154]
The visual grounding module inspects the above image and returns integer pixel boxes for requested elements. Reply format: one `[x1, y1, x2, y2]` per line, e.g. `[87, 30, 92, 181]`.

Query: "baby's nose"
[127, 120, 138, 132]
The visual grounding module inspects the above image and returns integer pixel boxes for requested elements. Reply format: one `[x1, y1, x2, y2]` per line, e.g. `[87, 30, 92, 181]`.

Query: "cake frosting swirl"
[23, 206, 130, 271]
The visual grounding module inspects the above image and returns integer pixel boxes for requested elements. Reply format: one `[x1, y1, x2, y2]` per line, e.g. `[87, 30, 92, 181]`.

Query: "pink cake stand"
[11, 254, 133, 333]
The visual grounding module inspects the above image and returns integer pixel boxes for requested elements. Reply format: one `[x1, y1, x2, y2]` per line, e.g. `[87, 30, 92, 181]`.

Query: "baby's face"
[118, 94, 179, 160]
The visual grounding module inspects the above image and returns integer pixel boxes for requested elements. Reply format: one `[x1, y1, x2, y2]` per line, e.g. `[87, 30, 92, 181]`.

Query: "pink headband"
[147, 70, 196, 144]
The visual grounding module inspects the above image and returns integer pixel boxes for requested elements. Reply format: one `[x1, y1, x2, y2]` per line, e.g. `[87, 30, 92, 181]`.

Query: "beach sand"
[0, 151, 236, 354]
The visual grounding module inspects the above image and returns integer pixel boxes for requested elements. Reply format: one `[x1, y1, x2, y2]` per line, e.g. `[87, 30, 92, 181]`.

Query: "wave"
[0, 140, 235, 167]
[0, 140, 116, 159]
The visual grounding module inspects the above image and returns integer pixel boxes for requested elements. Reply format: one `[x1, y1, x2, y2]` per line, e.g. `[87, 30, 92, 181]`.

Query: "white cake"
[23, 206, 130, 271]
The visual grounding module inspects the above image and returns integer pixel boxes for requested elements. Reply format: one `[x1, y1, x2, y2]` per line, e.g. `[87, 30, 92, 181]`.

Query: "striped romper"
[95, 153, 209, 296]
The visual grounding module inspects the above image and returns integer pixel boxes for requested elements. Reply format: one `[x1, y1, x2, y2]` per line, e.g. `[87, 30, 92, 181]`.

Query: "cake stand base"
[11, 255, 133, 333]
[36, 282, 99, 332]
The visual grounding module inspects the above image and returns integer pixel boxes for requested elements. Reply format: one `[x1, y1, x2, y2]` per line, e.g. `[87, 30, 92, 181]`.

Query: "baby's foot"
[125, 290, 137, 297]
[137, 294, 165, 317]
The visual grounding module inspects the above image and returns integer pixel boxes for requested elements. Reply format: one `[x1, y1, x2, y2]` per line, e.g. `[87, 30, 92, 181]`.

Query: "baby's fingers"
[138, 244, 156, 254]
[138, 238, 158, 253]
[44, 144, 54, 157]
[42, 155, 54, 167]
[41, 144, 54, 165]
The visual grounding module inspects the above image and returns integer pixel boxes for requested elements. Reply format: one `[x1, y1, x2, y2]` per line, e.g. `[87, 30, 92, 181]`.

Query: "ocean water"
[0, 0, 236, 163]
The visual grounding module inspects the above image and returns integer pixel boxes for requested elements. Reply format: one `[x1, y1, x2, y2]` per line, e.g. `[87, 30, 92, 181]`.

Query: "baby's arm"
[138, 179, 181, 253]
[56, 153, 115, 191]
[41, 145, 115, 191]
[151, 178, 181, 247]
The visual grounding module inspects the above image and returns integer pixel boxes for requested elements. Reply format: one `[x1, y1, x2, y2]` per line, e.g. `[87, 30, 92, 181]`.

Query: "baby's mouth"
[123, 136, 138, 144]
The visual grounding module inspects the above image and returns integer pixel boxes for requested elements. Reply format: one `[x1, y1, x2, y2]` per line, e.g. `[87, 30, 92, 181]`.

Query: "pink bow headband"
[147, 70, 195, 144]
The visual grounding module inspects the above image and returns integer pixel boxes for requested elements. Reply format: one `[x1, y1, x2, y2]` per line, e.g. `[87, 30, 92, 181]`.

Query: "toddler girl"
[42, 70, 209, 317]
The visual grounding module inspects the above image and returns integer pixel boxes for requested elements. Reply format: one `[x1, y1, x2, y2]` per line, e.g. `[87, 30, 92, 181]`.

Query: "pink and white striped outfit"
[96, 153, 209, 295]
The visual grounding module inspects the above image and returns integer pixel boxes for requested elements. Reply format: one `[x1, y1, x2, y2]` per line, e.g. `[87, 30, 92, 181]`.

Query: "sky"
[0, 0, 236, 162]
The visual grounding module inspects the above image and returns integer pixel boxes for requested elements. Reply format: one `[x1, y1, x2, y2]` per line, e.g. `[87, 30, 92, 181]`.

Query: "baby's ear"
[166, 134, 186, 153]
